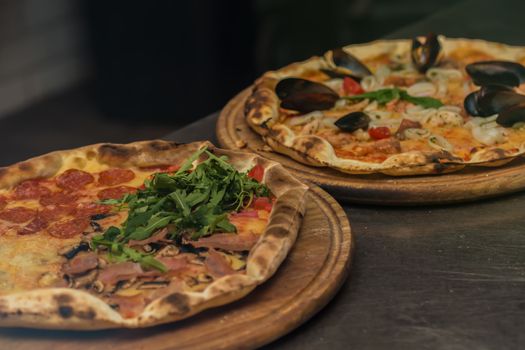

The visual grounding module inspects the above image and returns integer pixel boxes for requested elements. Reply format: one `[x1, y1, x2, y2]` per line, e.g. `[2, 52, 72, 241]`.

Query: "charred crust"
[98, 144, 136, 160]
[265, 224, 290, 239]
[54, 294, 73, 304]
[147, 140, 179, 152]
[58, 305, 73, 318]
[76, 308, 96, 320]
[254, 256, 268, 271]
[18, 162, 33, 172]
[163, 293, 190, 315]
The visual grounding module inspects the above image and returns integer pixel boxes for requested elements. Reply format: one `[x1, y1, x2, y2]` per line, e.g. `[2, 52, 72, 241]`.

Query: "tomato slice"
[368, 127, 391, 140]
[343, 77, 364, 95]
[252, 197, 273, 212]
[247, 164, 264, 182]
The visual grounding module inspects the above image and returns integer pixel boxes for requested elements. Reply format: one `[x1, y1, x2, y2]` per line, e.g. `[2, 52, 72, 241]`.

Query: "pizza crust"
[245, 37, 525, 175]
[0, 140, 308, 329]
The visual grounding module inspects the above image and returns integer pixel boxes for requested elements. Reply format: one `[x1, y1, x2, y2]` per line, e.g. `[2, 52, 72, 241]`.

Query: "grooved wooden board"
[216, 88, 525, 205]
[0, 184, 352, 350]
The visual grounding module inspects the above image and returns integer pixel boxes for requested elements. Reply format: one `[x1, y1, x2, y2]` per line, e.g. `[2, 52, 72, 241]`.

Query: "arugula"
[91, 147, 269, 271]
[345, 87, 443, 109]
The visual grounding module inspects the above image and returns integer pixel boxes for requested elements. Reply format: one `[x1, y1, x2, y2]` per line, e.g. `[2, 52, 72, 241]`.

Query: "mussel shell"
[466, 60, 525, 87]
[477, 86, 525, 117]
[334, 111, 370, 132]
[276, 78, 339, 113]
[411, 33, 441, 73]
[496, 102, 525, 127]
[320, 68, 362, 81]
[464, 91, 481, 116]
[331, 48, 372, 79]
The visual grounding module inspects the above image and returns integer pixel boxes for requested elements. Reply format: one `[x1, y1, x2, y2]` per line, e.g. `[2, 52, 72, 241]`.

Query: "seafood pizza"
[0, 140, 307, 329]
[245, 35, 525, 175]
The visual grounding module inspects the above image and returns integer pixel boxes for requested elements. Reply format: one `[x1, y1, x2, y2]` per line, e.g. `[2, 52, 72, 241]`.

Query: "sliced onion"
[407, 82, 436, 97]
[428, 135, 454, 152]
[404, 128, 431, 140]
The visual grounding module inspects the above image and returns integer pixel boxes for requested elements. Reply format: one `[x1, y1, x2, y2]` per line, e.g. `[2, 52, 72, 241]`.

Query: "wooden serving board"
[217, 88, 525, 205]
[0, 184, 352, 350]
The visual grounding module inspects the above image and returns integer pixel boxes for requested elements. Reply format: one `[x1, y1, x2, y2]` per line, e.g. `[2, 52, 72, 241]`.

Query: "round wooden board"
[217, 88, 525, 205]
[0, 184, 352, 350]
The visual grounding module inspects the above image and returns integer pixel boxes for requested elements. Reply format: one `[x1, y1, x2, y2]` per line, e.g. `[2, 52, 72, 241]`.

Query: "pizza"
[0, 140, 308, 329]
[245, 35, 525, 175]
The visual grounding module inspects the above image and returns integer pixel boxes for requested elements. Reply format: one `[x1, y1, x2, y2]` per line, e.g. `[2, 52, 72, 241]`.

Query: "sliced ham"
[205, 248, 236, 278]
[98, 262, 143, 286]
[191, 233, 259, 251]
[395, 119, 422, 139]
[128, 228, 169, 247]
[62, 252, 99, 275]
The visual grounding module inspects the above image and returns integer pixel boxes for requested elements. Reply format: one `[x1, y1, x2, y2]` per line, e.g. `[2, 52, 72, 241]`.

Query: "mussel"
[276, 78, 339, 113]
[464, 85, 525, 117]
[466, 61, 525, 87]
[496, 102, 525, 127]
[411, 33, 441, 73]
[329, 47, 372, 80]
[334, 111, 370, 132]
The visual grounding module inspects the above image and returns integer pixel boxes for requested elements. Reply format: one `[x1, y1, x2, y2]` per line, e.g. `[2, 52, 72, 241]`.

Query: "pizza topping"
[48, 217, 90, 238]
[346, 87, 443, 109]
[98, 262, 144, 287]
[330, 47, 372, 79]
[191, 233, 260, 251]
[17, 216, 48, 235]
[371, 138, 402, 154]
[0, 207, 36, 223]
[428, 135, 454, 152]
[276, 78, 339, 113]
[0, 196, 6, 210]
[411, 33, 441, 73]
[98, 169, 136, 186]
[496, 103, 525, 128]
[40, 205, 75, 221]
[97, 186, 136, 200]
[13, 179, 51, 200]
[335, 111, 370, 132]
[247, 164, 265, 182]
[40, 191, 78, 206]
[368, 126, 391, 140]
[205, 248, 236, 278]
[62, 252, 99, 275]
[56, 169, 94, 191]
[128, 227, 169, 247]
[91, 147, 269, 271]
[395, 119, 422, 139]
[75, 202, 111, 218]
[466, 60, 525, 87]
[251, 197, 273, 211]
[342, 77, 364, 95]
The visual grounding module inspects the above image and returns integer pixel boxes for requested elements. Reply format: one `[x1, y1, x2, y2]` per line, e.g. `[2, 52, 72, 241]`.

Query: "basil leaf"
[346, 87, 443, 108]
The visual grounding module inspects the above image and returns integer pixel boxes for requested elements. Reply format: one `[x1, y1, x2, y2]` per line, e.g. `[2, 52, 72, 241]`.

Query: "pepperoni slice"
[40, 191, 78, 206]
[0, 196, 6, 210]
[48, 217, 89, 238]
[13, 179, 51, 200]
[0, 207, 36, 223]
[39, 205, 75, 221]
[75, 202, 111, 218]
[18, 216, 49, 235]
[56, 169, 94, 191]
[97, 186, 136, 200]
[98, 169, 135, 186]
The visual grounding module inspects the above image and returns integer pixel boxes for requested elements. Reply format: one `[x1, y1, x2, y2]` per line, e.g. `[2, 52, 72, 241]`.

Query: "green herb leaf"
[346, 87, 443, 108]
[90, 146, 270, 272]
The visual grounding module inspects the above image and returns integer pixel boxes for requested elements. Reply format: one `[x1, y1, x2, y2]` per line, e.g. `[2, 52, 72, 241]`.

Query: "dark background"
[0, 0, 460, 166]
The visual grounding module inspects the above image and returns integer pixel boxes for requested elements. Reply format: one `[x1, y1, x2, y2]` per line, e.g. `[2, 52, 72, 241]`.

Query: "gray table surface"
[164, 1, 525, 349]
